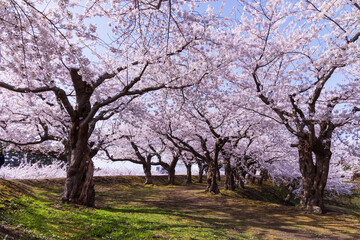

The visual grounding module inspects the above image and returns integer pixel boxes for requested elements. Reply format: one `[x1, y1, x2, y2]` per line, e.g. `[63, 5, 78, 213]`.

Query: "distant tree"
[104, 138, 159, 185]
[182, 152, 196, 184]
[151, 144, 182, 185]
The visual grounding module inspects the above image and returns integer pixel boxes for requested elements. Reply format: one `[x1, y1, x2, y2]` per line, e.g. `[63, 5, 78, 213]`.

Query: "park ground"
[0, 176, 360, 239]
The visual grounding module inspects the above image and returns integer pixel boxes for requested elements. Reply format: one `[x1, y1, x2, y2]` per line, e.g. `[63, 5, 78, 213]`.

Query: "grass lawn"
[1, 176, 360, 239]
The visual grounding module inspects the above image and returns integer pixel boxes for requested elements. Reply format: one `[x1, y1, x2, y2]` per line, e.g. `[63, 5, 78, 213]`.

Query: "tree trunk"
[143, 162, 153, 185]
[298, 137, 332, 214]
[168, 167, 176, 185]
[234, 165, 246, 189]
[258, 169, 268, 186]
[62, 122, 95, 207]
[62, 139, 95, 207]
[239, 178, 245, 189]
[250, 169, 256, 184]
[167, 155, 179, 185]
[198, 161, 204, 183]
[185, 163, 192, 184]
[224, 158, 235, 190]
[206, 162, 220, 194]
[62, 69, 95, 207]
[217, 167, 221, 182]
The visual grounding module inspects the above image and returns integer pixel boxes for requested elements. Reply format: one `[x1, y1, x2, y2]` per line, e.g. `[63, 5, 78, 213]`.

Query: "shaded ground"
[1, 176, 360, 239]
[94, 178, 360, 240]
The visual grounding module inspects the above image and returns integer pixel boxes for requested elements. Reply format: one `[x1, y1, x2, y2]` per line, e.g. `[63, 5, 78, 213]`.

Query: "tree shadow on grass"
[101, 203, 360, 240]
[96, 182, 360, 240]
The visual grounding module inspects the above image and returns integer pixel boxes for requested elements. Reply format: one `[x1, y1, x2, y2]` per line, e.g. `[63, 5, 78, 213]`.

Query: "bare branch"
[306, 0, 347, 33]
[102, 147, 142, 164]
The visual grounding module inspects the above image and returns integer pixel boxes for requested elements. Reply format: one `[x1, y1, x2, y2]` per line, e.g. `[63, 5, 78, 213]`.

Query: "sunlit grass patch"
[5, 196, 241, 239]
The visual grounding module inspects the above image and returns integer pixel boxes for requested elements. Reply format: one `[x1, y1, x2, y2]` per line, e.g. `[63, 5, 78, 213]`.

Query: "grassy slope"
[1, 176, 360, 240]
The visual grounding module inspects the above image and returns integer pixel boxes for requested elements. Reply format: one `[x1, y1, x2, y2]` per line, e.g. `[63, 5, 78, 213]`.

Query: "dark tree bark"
[103, 141, 156, 185]
[167, 153, 179, 185]
[217, 166, 221, 182]
[185, 162, 192, 184]
[204, 137, 227, 194]
[152, 147, 180, 185]
[250, 169, 256, 184]
[62, 139, 95, 207]
[235, 166, 246, 189]
[197, 161, 205, 183]
[298, 121, 334, 214]
[167, 167, 175, 185]
[165, 118, 227, 194]
[238, 177, 245, 189]
[206, 159, 220, 194]
[258, 169, 268, 185]
[127, 142, 155, 185]
[143, 156, 153, 185]
[62, 69, 95, 207]
[352, 168, 360, 180]
[224, 157, 235, 190]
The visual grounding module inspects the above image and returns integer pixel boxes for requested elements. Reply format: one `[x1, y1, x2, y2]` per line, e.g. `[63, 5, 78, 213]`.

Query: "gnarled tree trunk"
[167, 154, 179, 185]
[224, 157, 235, 190]
[234, 163, 246, 189]
[62, 69, 95, 207]
[258, 169, 268, 186]
[250, 169, 256, 184]
[168, 167, 176, 185]
[298, 130, 333, 214]
[143, 161, 153, 185]
[206, 161, 220, 194]
[185, 162, 192, 184]
[197, 161, 205, 183]
[62, 135, 95, 207]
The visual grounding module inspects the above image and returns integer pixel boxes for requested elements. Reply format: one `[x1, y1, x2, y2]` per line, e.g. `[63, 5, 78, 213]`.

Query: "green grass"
[2, 182, 242, 239]
[1, 176, 360, 240]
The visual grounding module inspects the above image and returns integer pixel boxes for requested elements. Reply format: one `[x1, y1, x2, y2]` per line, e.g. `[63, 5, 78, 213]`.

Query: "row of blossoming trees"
[0, 0, 359, 213]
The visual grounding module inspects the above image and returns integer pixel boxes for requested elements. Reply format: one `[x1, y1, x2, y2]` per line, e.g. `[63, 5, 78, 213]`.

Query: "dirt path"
[176, 187, 359, 239]
[95, 180, 360, 240]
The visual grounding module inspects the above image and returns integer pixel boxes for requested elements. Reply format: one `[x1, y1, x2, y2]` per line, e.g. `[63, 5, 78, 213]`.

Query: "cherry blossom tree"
[0, 0, 216, 206]
[144, 81, 242, 194]
[151, 143, 182, 185]
[104, 138, 160, 185]
[100, 113, 165, 185]
[228, 0, 360, 213]
[182, 152, 196, 184]
[0, 87, 71, 163]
